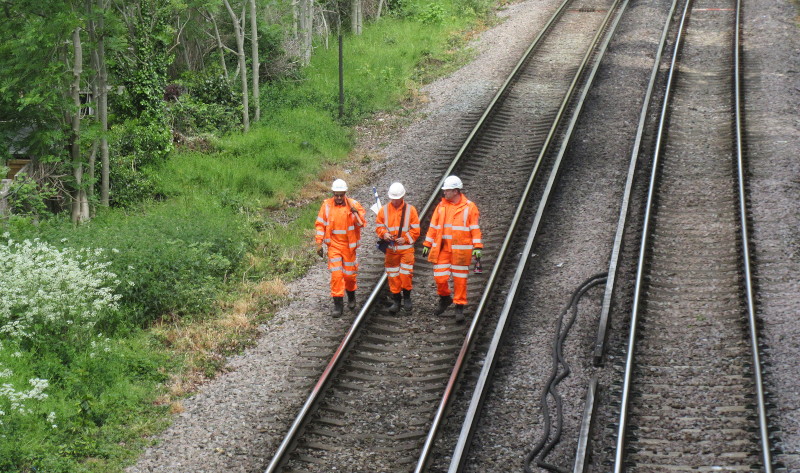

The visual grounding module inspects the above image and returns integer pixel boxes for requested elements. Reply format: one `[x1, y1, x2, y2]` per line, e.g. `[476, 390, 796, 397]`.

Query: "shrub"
[417, 2, 446, 24]
[0, 236, 122, 355]
[186, 73, 238, 107]
[9, 199, 254, 327]
[4, 172, 58, 218]
[166, 95, 242, 136]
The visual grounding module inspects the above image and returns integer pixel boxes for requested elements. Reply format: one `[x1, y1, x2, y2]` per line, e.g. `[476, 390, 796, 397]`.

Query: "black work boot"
[434, 295, 453, 316]
[388, 292, 401, 314]
[454, 304, 465, 323]
[346, 290, 357, 310]
[331, 297, 344, 318]
[402, 289, 412, 312]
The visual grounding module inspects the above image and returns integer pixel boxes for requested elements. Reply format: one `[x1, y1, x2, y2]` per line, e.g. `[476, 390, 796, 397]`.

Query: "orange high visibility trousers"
[432, 249, 470, 305]
[328, 243, 358, 297]
[385, 250, 414, 294]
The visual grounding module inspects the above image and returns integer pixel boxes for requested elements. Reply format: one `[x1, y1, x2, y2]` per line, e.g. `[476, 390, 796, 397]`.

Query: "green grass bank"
[0, 0, 496, 470]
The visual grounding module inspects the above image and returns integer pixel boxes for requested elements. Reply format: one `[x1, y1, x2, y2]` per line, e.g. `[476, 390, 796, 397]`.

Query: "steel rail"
[592, 0, 681, 367]
[733, 0, 774, 465]
[612, 0, 692, 469]
[439, 0, 629, 469]
[263, 0, 574, 469]
[418, 0, 571, 214]
[412, 0, 596, 467]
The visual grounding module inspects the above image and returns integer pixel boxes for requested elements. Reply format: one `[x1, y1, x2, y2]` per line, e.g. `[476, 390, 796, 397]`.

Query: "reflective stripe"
[473, 239, 482, 244]
[433, 264, 451, 269]
[452, 272, 468, 278]
[330, 266, 343, 272]
[434, 270, 451, 277]
[395, 244, 413, 250]
[344, 261, 356, 267]
[347, 225, 355, 231]
[324, 238, 331, 244]
[316, 217, 327, 224]
[470, 225, 480, 230]
[400, 263, 414, 269]
[316, 230, 324, 236]
[442, 235, 453, 239]
[444, 223, 453, 228]
[349, 242, 358, 248]
[329, 257, 343, 262]
[453, 226, 470, 231]
[386, 226, 400, 231]
[387, 272, 400, 278]
[399, 269, 411, 275]
[452, 244, 473, 250]
[410, 223, 420, 228]
[425, 236, 435, 243]
[386, 266, 400, 273]
[343, 270, 357, 275]
[430, 224, 441, 229]
[451, 265, 470, 271]
[332, 230, 347, 235]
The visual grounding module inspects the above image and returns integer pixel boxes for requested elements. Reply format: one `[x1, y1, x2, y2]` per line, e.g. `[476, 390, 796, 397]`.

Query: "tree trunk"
[250, 0, 260, 122]
[350, 0, 362, 34]
[300, 0, 313, 65]
[210, 12, 229, 80]
[376, 0, 384, 19]
[223, 0, 250, 132]
[92, 0, 109, 206]
[70, 26, 89, 223]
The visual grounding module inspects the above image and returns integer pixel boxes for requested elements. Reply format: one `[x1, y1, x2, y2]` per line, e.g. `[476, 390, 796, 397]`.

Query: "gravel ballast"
[128, 0, 799, 470]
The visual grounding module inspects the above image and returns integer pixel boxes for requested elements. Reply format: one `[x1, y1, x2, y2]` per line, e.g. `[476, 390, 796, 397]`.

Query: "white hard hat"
[387, 182, 406, 199]
[331, 179, 348, 192]
[442, 175, 463, 190]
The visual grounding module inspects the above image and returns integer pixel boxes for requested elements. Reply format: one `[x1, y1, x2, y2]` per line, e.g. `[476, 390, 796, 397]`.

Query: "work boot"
[346, 290, 357, 310]
[388, 293, 401, 314]
[402, 289, 412, 313]
[434, 295, 453, 316]
[454, 304, 465, 323]
[331, 297, 344, 318]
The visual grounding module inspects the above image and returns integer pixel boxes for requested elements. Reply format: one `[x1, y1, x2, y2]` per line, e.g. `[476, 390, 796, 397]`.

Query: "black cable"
[524, 272, 607, 473]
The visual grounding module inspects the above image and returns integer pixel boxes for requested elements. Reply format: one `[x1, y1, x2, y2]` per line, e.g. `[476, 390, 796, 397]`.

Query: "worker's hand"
[317, 246, 324, 258]
[396, 237, 406, 245]
[383, 233, 394, 241]
[472, 249, 482, 259]
[422, 247, 430, 257]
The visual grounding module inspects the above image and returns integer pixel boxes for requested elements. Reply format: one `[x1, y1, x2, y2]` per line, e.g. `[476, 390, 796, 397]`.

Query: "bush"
[4, 172, 58, 218]
[8, 199, 254, 327]
[0, 236, 122, 355]
[166, 95, 242, 136]
[186, 73, 239, 107]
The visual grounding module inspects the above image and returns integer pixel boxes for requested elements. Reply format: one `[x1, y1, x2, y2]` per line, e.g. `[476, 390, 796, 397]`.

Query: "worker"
[422, 175, 483, 323]
[375, 182, 421, 313]
[315, 179, 366, 317]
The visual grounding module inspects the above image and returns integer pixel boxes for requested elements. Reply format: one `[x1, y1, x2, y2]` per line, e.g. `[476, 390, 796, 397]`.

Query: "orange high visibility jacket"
[375, 201, 421, 253]
[316, 197, 366, 249]
[423, 194, 482, 265]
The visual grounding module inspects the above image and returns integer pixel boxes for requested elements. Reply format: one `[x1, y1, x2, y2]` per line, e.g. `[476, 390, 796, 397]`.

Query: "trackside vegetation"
[0, 0, 496, 471]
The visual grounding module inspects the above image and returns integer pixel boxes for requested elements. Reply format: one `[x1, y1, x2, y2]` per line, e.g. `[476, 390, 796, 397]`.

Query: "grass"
[0, 0, 499, 470]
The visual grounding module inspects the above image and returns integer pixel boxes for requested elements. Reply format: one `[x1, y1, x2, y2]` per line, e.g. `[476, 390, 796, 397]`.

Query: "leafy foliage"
[5, 173, 58, 218]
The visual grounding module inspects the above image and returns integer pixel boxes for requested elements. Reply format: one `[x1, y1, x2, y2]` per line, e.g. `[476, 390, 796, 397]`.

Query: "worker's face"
[391, 198, 404, 208]
[333, 191, 346, 205]
[443, 188, 460, 203]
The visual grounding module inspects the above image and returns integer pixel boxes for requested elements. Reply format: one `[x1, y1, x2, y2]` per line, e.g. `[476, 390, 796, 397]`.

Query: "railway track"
[263, 0, 626, 470]
[612, 0, 773, 469]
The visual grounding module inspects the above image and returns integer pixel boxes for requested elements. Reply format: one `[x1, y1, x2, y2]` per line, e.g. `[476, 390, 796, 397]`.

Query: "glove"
[317, 246, 324, 258]
[422, 247, 430, 257]
[472, 249, 482, 259]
